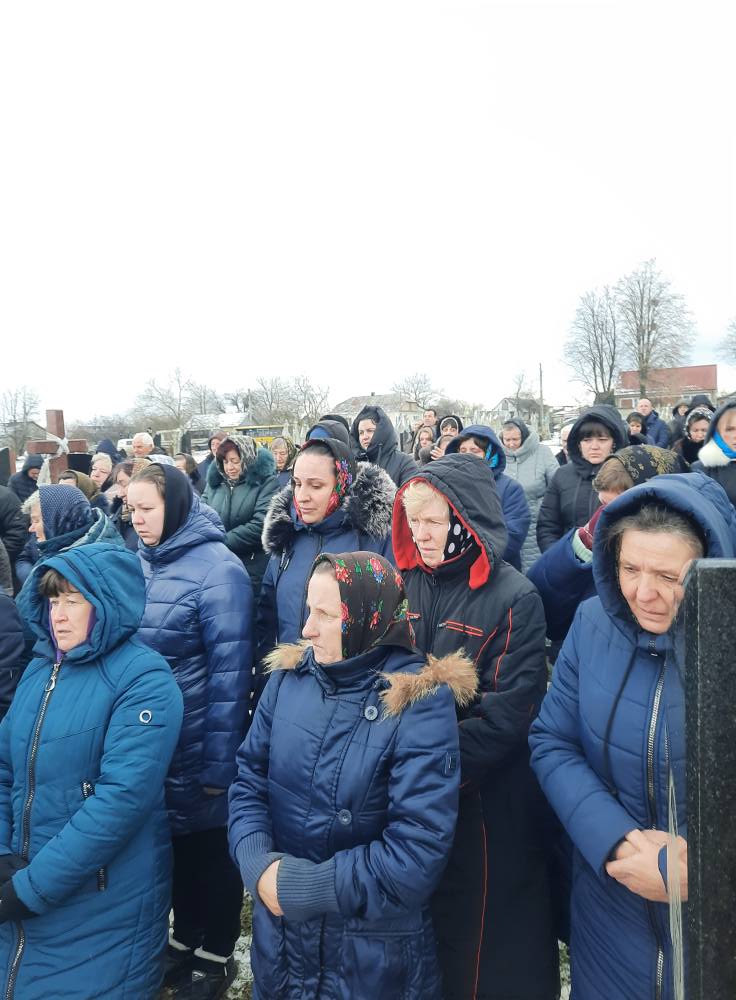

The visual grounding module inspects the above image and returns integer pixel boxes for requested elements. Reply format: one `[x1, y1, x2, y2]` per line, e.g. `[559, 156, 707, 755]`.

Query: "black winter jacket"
[393, 454, 558, 999]
[350, 405, 418, 487]
[0, 485, 27, 567]
[8, 455, 43, 502]
[537, 405, 627, 551]
[0, 592, 24, 719]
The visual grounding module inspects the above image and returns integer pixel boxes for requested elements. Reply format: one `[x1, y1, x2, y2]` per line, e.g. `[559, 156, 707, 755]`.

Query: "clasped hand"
[605, 829, 688, 902]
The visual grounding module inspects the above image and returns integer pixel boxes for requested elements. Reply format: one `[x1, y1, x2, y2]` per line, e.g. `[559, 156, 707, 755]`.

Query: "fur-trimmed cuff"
[235, 832, 284, 896]
[276, 856, 340, 922]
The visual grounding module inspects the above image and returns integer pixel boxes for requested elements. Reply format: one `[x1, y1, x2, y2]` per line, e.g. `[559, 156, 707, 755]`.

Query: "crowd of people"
[0, 390, 730, 999]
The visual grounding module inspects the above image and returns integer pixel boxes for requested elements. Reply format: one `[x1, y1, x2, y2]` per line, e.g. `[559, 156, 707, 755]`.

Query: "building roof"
[331, 393, 422, 414]
[617, 364, 717, 394]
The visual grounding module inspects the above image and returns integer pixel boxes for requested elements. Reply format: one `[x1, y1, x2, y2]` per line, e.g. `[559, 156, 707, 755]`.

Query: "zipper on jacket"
[6, 657, 63, 1000]
[645, 657, 666, 1000]
[81, 782, 108, 891]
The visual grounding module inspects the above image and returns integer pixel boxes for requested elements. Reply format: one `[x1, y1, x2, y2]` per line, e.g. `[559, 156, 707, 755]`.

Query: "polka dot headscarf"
[443, 510, 474, 562]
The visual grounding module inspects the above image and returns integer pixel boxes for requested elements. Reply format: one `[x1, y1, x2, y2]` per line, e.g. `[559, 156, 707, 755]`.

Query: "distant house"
[331, 393, 423, 434]
[0, 419, 49, 454]
[489, 396, 545, 431]
[614, 365, 718, 411]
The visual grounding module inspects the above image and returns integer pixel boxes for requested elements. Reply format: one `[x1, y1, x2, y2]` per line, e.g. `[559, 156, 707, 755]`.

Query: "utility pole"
[539, 363, 546, 438]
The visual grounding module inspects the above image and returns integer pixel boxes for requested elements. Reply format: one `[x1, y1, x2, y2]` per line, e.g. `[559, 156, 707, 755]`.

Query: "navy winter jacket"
[137, 495, 254, 835]
[526, 528, 597, 641]
[530, 474, 736, 999]
[257, 463, 395, 660]
[229, 642, 471, 999]
[0, 543, 183, 1000]
[8, 456, 43, 503]
[445, 424, 531, 569]
[642, 409, 671, 448]
[0, 595, 24, 720]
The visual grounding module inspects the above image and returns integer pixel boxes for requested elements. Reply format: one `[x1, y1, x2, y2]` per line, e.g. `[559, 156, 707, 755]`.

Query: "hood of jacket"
[687, 394, 715, 415]
[25, 541, 146, 661]
[350, 406, 401, 462]
[207, 436, 276, 490]
[138, 492, 226, 564]
[438, 414, 464, 436]
[503, 428, 541, 462]
[22, 454, 44, 475]
[306, 418, 351, 448]
[445, 424, 506, 477]
[393, 452, 507, 589]
[262, 461, 395, 556]
[592, 472, 736, 639]
[695, 400, 736, 467]
[567, 405, 628, 470]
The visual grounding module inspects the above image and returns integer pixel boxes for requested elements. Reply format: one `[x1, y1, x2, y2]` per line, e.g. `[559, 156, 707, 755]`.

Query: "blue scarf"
[713, 430, 736, 460]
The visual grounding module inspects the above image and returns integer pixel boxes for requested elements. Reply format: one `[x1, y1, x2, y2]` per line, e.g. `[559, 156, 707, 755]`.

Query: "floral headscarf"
[310, 551, 416, 660]
[605, 445, 679, 485]
[294, 438, 357, 522]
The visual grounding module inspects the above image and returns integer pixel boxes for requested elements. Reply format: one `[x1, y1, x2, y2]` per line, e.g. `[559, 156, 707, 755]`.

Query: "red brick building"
[614, 365, 718, 411]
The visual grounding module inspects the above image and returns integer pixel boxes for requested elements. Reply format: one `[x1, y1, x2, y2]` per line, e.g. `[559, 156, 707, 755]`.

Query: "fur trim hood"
[264, 642, 477, 716]
[261, 461, 395, 556]
[696, 437, 733, 468]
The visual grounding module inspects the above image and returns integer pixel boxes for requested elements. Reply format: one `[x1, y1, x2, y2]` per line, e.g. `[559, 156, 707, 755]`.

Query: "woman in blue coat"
[256, 437, 395, 665]
[127, 463, 254, 999]
[530, 474, 736, 999]
[0, 542, 183, 1000]
[445, 424, 531, 569]
[229, 551, 476, 999]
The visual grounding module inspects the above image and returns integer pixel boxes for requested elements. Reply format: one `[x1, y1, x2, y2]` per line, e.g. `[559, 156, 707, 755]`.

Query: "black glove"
[0, 855, 27, 886]
[0, 879, 35, 924]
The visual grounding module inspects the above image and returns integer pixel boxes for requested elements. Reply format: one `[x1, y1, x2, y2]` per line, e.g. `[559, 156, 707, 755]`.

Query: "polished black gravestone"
[685, 559, 736, 999]
[0, 448, 11, 487]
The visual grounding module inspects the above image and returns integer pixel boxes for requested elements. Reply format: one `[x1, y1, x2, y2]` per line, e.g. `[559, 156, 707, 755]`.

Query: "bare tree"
[616, 259, 694, 396]
[135, 369, 193, 429]
[291, 376, 330, 425]
[510, 371, 535, 411]
[0, 386, 41, 453]
[250, 378, 293, 424]
[223, 388, 251, 413]
[717, 318, 736, 362]
[188, 382, 223, 416]
[565, 286, 620, 401]
[391, 373, 440, 409]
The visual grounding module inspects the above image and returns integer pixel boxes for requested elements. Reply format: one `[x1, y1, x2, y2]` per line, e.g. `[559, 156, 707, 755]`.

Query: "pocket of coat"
[64, 781, 108, 892]
[250, 900, 288, 997]
[339, 918, 422, 999]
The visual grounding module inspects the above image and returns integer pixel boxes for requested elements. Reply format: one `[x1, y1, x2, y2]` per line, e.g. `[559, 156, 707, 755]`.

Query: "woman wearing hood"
[501, 418, 559, 571]
[444, 424, 531, 570]
[536, 404, 628, 552]
[691, 400, 736, 505]
[201, 434, 278, 596]
[8, 455, 43, 503]
[230, 551, 473, 1000]
[671, 409, 711, 470]
[350, 405, 418, 487]
[392, 454, 558, 1000]
[127, 463, 253, 999]
[0, 542, 183, 999]
[58, 469, 110, 513]
[257, 439, 395, 670]
[269, 436, 299, 488]
[530, 473, 736, 999]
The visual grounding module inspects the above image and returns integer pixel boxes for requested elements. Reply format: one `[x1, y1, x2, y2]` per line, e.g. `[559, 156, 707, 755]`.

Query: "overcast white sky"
[1, 0, 734, 422]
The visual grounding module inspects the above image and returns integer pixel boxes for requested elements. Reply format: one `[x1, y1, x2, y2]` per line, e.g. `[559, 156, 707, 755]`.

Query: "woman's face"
[417, 428, 434, 448]
[618, 529, 696, 634]
[29, 503, 45, 542]
[292, 452, 337, 524]
[580, 433, 614, 464]
[358, 419, 377, 449]
[406, 493, 450, 568]
[688, 419, 709, 443]
[628, 419, 643, 435]
[127, 481, 166, 546]
[271, 443, 288, 471]
[302, 571, 343, 664]
[223, 448, 242, 481]
[50, 584, 94, 652]
[174, 456, 188, 473]
[502, 427, 523, 451]
[717, 410, 736, 450]
[458, 438, 487, 458]
[90, 462, 109, 487]
[116, 471, 131, 502]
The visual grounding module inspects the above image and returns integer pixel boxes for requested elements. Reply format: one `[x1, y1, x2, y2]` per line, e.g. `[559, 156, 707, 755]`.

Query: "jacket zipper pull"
[45, 658, 62, 693]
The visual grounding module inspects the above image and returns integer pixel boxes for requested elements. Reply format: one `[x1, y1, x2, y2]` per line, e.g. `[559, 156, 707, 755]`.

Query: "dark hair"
[606, 502, 705, 562]
[626, 412, 643, 426]
[577, 420, 614, 441]
[130, 463, 166, 498]
[175, 452, 197, 476]
[113, 460, 135, 481]
[686, 409, 711, 430]
[424, 408, 437, 416]
[296, 441, 334, 461]
[39, 568, 77, 598]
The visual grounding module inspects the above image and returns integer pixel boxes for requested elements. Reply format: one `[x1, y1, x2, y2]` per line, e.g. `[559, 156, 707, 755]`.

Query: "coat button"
[364, 705, 378, 721]
[337, 809, 352, 825]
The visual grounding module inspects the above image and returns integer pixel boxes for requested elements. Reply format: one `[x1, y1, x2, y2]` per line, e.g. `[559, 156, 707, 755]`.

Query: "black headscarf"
[310, 551, 416, 660]
[605, 445, 679, 485]
[156, 463, 194, 545]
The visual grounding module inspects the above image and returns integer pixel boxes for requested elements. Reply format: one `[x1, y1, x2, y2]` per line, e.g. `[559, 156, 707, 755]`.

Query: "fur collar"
[263, 643, 477, 716]
[206, 443, 275, 490]
[261, 461, 395, 556]
[697, 438, 732, 468]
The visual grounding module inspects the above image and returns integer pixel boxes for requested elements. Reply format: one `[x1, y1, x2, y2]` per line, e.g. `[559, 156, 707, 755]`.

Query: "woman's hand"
[257, 860, 284, 917]
[606, 829, 687, 902]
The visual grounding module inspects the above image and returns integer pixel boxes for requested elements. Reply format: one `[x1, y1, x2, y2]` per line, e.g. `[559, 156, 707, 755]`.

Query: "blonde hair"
[22, 493, 41, 516]
[401, 480, 449, 520]
[91, 453, 113, 472]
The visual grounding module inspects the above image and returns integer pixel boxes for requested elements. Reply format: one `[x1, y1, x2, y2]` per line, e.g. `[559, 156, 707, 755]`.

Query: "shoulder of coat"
[379, 651, 478, 717]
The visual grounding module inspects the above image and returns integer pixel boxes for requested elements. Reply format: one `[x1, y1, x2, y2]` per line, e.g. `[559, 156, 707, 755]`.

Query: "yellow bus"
[235, 424, 285, 446]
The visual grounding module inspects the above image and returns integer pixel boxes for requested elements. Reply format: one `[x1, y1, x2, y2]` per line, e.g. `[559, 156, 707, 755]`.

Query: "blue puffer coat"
[137, 495, 253, 835]
[229, 642, 475, 999]
[0, 543, 183, 1000]
[445, 425, 530, 569]
[256, 463, 395, 660]
[530, 474, 736, 1000]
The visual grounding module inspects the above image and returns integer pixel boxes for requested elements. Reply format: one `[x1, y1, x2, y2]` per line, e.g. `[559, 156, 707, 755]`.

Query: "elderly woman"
[0, 542, 183, 999]
[501, 418, 559, 571]
[89, 452, 115, 496]
[229, 551, 474, 1000]
[202, 435, 278, 597]
[529, 473, 736, 999]
[58, 469, 110, 513]
[269, 436, 298, 489]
